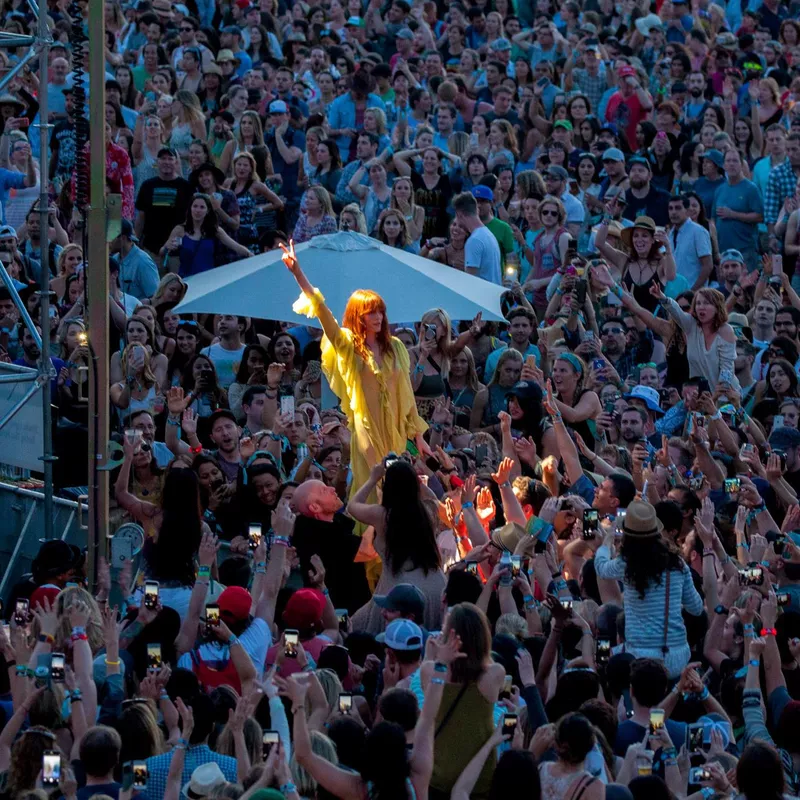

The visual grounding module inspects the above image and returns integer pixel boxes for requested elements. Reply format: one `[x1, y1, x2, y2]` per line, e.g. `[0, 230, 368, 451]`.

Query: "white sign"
[0, 377, 44, 472]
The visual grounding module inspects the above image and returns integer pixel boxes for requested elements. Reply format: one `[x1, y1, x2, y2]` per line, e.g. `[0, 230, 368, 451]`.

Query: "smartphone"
[525, 355, 537, 368]
[335, 608, 349, 632]
[248, 523, 262, 550]
[280, 395, 295, 417]
[773, 414, 785, 432]
[773, 254, 783, 277]
[777, 592, 791, 606]
[14, 597, 29, 625]
[693, 412, 706, 430]
[502, 712, 518, 737]
[739, 443, 755, 459]
[774, 536, 787, 558]
[648, 708, 665, 735]
[132, 760, 148, 789]
[466, 562, 479, 576]
[501, 673, 513, 699]
[475, 444, 488, 465]
[614, 510, 627, 537]
[111, 535, 134, 568]
[582, 509, 599, 539]
[575, 279, 588, 307]
[774, 449, 787, 471]
[689, 766, 711, 784]
[724, 477, 740, 494]
[122, 762, 135, 791]
[686, 722, 704, 752]
[205, 604, 220, 635]
[560, 598, 573, 611]
[262, 729, 279, 758]
[604, 400, 616, 415]
[510, 554, 522, 577]
[284, 629, 299, 658]
[596, 638, 611, 664]
[146, 643, 162, 672]
[42, 751, 61, 787]
[338, 692, 353, 713]
[17, 117, 30, 128]
[740, 566, 764, 586]
[144, 580, 159, 610]
[50, 653, 66, 683]
[536, 77, 549, 89]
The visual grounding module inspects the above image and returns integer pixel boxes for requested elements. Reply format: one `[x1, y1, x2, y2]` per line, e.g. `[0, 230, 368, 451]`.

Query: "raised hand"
[492, 456, 514, 486]
[167, 386, 191, 416]
[280, 240, 299, 272]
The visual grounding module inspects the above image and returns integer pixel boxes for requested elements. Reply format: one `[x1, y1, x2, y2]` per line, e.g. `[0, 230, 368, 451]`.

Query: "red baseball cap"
[617, 65, 637, 78]
[218, 586, 252, 622]
[283, 589, 326, 629]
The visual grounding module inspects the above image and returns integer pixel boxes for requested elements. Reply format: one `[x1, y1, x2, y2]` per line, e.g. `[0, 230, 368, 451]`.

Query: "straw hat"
[620, 500, 663, 538]
[620, 216, 656, 251]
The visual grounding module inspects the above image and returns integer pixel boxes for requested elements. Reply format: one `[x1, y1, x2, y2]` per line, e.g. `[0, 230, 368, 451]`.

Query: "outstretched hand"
[280, 240, 299, 272]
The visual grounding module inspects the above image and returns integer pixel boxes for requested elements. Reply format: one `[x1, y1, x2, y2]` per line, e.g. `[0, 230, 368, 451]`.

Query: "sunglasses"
[603, 327, 624, 335]
[540, 209, 559, 217]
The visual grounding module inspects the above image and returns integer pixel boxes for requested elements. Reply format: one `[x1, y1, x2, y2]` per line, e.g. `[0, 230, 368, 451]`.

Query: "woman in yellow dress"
[280, 240, 430, 501]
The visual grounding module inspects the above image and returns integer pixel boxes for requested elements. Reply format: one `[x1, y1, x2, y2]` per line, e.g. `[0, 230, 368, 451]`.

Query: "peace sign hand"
[280, 240, 298, 272]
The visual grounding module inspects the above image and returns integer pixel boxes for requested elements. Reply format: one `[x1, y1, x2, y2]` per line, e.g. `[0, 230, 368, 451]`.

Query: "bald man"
[291, 480, 370, 613]
[48, 58, 71, 120]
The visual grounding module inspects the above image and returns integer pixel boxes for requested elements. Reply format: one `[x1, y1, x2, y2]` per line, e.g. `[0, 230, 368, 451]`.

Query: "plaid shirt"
[764, 159, 800, 224]
[607, 329, 654, 381]
[573, 69, 607, 115]
[143, 745, 237, 800]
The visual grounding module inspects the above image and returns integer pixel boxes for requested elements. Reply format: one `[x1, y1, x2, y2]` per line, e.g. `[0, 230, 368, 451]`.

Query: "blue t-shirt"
[712, 178, 763, 255]
[614, 718, 688, 758]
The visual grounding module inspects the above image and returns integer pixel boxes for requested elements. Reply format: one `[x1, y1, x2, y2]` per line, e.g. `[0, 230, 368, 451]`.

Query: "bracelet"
[661, 746, 677, 760]
[38, 633, 55, 644]
[280, 783, 297, 795]
[198, 565, 211, 578]
[431, 677, 445, 685]
[166, 416, 181, 427]
[254, 568, 267, 575]
[228, 634, 240, 646]
[698, 686, 709, 701]
[322, 588, 330, 597]
[700, 788, 714, 800]
[749, 659, 760, 667]
[743, 623, 754, 631]
[461, 501, 474, 509]
[174, 742, 187, 751]
[71, 633, 88, 642]
[255, 562, 266, 569]
[702, 548, 714, 556]
[70, 694, 83, 703]
[433, 662, 448, 673]
[610, 284, 623, 299]
[500, 481, 511, 488]
[190, 445, 203, 454]
[104, 658, 121, 666]
[522, 594, 534, 604]
[761, 627, 777, 636]
[177, 737, 188, 747]
[5, 659, 16, 670]
[551, 412, 563, 423]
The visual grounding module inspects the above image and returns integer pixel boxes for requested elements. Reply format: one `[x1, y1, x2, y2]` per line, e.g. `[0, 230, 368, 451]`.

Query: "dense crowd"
[5, 0, 800, 798]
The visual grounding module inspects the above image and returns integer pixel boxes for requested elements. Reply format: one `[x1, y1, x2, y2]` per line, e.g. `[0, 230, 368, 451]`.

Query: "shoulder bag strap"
[566, 774, 597, 800]
[434, 683, 469, 739]
[662, 567, 671, 656]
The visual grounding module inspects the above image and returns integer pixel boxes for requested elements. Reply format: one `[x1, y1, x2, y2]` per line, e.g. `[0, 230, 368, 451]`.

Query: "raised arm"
[114, 438, 160, 521]
[346, 463, 387, 529]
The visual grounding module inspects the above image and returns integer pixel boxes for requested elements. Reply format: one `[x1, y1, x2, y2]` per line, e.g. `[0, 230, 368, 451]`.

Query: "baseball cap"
[396, 27, 414, 39]
[346, 15, 365, 26]
[218, 585, 252, 622]
[373, 584, 426, 620]
[472, 185, 494, 201]
[720, 248, 745, 265]
[30, 584, 62, 611]
[157, 146, 178, 158]
[283, 588, 327, 628]
[221, 24, 243, 35]
[0, 224, 18, 239]
[544, 165, 569, 180]
[602, 147, 625, 162]
[701, 149, 725, 169]
[208, 409, 237, 430]
[490, 37, 511, 51]
[623, 385, 663, 415]
[119, 218, 138, 242]
[627, 155, 651, 171]
[553, 119, 573, 131]
[268, 99, 288, 114]
[376, 618, 424, 650]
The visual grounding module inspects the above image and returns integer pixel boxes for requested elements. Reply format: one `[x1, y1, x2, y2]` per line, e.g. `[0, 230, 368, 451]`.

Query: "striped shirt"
[764, 159, 800, 225]
[594, 546, 703, 652]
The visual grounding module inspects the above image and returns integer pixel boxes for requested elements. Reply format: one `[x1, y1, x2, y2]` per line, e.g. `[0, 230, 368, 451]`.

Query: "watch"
[714, 604, 728, 615]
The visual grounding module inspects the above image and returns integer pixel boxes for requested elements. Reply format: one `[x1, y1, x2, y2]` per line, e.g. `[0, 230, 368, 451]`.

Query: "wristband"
[697, 686, 709, 701]
[228, 634, 240, 646]
[743, 623, 754, 631]
[166, 416, 181, 426]
[198, 565, 211, 578]
[38, 633, 55, 644]
[254, 568, 267, 575]
[461, 501, 474, 509]
[749, 659, 760, 668]
[434, 662, 448, 673]
[500, 481, 511, 488]
[700, 788, 715, 800]
[272, 535, 290, 547]
[522, 594, 534, 604]
[71, 626, 86, 635]
[5, 659, 16, 670]
[255, 562, 266, 569]
[177, 737, 188, 747]
[661, 747, 677, 760]
[190, 445, 203, 454]
[431, 677, 445, 685]
[553, 579, 568, 591]
[761, 627, 777, 636]
[104, 658, 121, 666]
[70, 633, 88, 642]
[610, 284, 623, 299]
[322, 588, 330, 597]
[280, 783, 297, 795]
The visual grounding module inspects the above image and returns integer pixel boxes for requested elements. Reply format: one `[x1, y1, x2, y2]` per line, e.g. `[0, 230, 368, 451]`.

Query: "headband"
[558, 352, 583, 375]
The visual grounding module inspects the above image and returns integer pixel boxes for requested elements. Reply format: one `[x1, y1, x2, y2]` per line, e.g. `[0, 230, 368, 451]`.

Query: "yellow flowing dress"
[294, 288, 428, 583]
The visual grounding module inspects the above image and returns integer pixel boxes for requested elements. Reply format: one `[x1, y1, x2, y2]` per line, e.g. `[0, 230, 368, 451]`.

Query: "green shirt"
[486, 217, 516, 267]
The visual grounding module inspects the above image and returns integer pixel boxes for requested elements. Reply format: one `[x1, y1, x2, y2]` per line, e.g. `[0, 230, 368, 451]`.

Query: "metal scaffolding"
[0, 0, 55, 540]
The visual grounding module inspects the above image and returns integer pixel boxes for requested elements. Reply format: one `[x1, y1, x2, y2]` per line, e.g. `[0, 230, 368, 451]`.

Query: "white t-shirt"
[465, 225, 502, 285]
[201, 342, 246, 389]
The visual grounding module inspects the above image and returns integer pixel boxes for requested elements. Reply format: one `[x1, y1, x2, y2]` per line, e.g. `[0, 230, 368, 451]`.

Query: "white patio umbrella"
[174, 231, 509, 324]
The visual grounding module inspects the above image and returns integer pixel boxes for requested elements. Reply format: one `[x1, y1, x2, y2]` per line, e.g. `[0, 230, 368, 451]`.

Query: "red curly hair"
[342, 289, 393, 362]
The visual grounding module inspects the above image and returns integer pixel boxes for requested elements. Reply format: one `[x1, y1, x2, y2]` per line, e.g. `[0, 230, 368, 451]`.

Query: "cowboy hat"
[620, 500, 663, 538]
[189, 161, 226, 189]
[620, 216, 657, 251]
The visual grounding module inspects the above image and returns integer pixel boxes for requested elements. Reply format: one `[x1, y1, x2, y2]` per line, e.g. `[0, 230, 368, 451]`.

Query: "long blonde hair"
[174, 89, 205, 125]
[390, 176, 417, 214]
[56, 243, 82, 277]
[305, 185, 334, 217]
[236, 110, 265, 147]
[340, 203, 367, 233]
[152, 273, 187, 305]
[121, 342, 158, 388]
[419, 307, 455, 372]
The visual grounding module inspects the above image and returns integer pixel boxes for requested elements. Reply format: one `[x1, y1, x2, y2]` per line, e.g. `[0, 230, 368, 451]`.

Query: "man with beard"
[683, 71, 710, 122]
[483, 307, 539, 381]
[622, 157, 670, 226]
[715, 249, 747, 304]
[335, 132, 379, 208]
[668, 194, 713, 291]
[290, 479, 370, 613]
[13, 323, 65, 403]
[600, 315, 654, 381]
